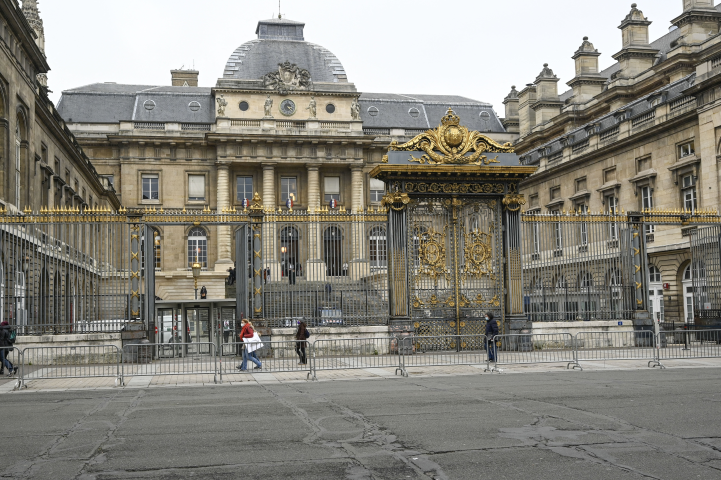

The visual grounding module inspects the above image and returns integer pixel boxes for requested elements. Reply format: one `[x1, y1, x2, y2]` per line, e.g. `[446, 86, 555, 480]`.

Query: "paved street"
[2, 367, 721, 479]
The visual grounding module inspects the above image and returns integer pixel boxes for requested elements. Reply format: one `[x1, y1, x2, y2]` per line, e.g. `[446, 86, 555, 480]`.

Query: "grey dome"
[223, 18, 348, 83]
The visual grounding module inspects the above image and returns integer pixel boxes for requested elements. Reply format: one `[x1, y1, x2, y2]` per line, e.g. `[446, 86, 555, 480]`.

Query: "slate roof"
[359, 93, 505, 132]
[57, 84, 214, 124]
[223, 17, 346, 83]
[522, 74, 696, 165]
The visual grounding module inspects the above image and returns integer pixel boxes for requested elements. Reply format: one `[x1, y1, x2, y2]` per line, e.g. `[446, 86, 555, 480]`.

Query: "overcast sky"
[41, 0, 685, 116]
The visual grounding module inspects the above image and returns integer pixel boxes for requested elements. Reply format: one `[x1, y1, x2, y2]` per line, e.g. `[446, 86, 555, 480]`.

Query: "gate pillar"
[628, 212, 652, 331]
[502, 194, 528, 334]
[249, 193, 265, 320]
[383, 190, 411, 325]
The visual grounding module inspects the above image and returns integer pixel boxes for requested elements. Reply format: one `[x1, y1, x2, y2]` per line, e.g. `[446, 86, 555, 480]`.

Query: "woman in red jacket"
[237, 318, 262, 371]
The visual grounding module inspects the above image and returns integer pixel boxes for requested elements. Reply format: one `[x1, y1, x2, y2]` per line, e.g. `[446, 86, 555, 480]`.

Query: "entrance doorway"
[648, 265, 664, 322]
[185, 307, 211, 353]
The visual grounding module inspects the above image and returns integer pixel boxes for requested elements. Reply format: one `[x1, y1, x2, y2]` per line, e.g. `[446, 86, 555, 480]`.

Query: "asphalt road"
[4, 369, 721, 480]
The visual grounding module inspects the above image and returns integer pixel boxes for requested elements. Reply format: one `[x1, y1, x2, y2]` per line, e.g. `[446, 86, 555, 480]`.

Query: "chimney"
[502, 86, 520, 134]
[171, 70, 199, 87]
[518, 84, 537, 138]
[567, 37, 605, 104]
[531, 64, 562, 126]
[612, 4, 659, 79]
[671, 0, 721, 47]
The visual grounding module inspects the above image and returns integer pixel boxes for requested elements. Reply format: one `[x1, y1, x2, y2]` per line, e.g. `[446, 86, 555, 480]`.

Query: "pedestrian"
[485, 312, 499, 363]
[236, 318, 262, 371]
[0, 322, 17, 377]
[200, 285, 207, 299]
[295, 321, 310, 365]
[289, 261, 296, 285]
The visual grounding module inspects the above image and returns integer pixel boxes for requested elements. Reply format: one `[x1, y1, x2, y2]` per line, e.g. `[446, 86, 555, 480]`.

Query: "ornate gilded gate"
[371, 108, 538, 343]
[408, 197, 503, 339]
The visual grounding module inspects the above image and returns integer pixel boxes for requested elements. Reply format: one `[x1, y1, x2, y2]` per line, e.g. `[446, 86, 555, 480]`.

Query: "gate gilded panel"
[409, 197, 503, 349]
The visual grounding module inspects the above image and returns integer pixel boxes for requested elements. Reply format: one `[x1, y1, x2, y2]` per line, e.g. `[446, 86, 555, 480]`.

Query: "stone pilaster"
[350, 165, 364, 213]
[307, 164, 320, 211]
[215, 163, 233, 270]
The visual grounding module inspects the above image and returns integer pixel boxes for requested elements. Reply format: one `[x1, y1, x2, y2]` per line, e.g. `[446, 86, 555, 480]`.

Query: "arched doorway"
[648, 265, 663, 322]
[279, 226, 299, 278]
[324, 226, 342, 276]
[369, 226, 387, 271]
[683, 262, 706, 324]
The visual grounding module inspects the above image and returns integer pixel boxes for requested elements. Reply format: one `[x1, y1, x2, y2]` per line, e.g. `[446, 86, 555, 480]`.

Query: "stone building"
[57, 16, 515, 300]
[508, 1, 721, 324]
[0, 0, 121, 327]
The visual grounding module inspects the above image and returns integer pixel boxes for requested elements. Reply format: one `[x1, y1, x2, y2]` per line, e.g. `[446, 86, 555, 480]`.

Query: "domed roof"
[223, 18, 348, 84]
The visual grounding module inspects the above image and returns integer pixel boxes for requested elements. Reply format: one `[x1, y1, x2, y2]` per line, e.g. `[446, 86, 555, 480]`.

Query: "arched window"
[14, 261, 25, 326]
[188, 227, 207, 268]
[579, 272, 593, 288]
[279, 226, 299, 276]
[15, 119, 21, 206]
[324, 226, 343, 276]
[369, 226, 387, 268]
[649, 265, 662, 283]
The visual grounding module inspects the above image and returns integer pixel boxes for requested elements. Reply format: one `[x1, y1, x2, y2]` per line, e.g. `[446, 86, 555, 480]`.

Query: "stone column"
[215, 162, 233, 270]
[350, 165, 364, 213]
[262, 163, 276, 210]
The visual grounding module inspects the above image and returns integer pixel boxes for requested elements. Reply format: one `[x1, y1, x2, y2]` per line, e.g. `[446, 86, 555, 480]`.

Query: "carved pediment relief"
[262, 61, 312, 94]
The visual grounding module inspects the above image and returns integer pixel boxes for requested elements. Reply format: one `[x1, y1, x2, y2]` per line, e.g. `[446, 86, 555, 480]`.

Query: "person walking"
[237, 318, 262, 371]
[295, 321, 310, 365]
[485, 312, 499, 363]
[0, 322, 17, 377]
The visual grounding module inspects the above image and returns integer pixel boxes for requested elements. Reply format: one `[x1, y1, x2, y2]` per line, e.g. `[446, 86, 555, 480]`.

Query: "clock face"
[280, 99, 296, 116]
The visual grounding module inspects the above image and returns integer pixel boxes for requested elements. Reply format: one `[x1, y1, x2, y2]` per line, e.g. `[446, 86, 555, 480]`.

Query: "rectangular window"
[552, 209, 563, 250]
[604, 168, 616, 183]
[679, 142, 694, 159]
[606, 195, 618, 240]
[682, 174, 697, 213]
[188, 174, 205, 201]
[142, 174, 159, 201]
[578, 204, 588, 245]
[105, 175, 114, 188]
[637, 156, 651, 173]
[281, 177, 298, 204]
[551, 187, 561, 200]
[236, 176, 253, 203]
[324, 176, 340, 203]
[370, 178, 385, 203]
[641, 186, 655, 235]
[575, 178, 587, 192]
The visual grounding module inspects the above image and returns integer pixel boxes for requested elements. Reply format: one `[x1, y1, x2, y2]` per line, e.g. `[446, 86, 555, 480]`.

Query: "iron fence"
[19, 345, 122, 388]
[491, 333, 580, 371]
[309, 337, 402, 379]
[259, 210, 389, 328]
[219, 339, 311, 381]
[575, 331, 657, 365]
[690, 226, 721, 326]
[658, 329, 721, 360]
[398, 334, 489, 376]
[120, 342, 218, 384]
[520, 212, 636, 322]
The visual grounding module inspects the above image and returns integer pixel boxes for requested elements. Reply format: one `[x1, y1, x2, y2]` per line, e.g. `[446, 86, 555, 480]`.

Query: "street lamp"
[192, 256, 201, 300]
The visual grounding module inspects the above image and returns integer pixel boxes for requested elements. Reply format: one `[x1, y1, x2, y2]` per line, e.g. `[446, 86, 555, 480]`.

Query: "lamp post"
[192, 256, 201, 300]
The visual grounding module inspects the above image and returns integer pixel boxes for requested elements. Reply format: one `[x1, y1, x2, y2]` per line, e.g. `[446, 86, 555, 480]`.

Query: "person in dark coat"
[295, 321, 309, 365]
[0, 322, 17, 376]
[485, 312, 499, 363]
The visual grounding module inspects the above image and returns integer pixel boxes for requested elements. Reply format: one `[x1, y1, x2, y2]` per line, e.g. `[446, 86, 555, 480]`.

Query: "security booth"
[155, 299, 237, 356]
[370, 108, 537, 343]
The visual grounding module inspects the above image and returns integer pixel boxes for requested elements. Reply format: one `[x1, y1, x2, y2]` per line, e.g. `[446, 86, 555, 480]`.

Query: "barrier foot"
[214, 374, 219, 384]
[395, 367, 408, 377]
[114, 377, 122, 387]
[568, 362, 583, 371]
[648, 360, 666, 369]
[306, 371, 317, 381]
[13, 379, 21, 391]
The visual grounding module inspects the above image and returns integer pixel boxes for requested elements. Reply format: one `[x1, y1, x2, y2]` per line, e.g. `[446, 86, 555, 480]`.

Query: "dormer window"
[649, 96, 662, 108]
[679, 141, 695, 159]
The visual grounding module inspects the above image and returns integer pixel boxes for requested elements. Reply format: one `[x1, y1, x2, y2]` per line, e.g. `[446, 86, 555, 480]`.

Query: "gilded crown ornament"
[388, 108, 514, 166]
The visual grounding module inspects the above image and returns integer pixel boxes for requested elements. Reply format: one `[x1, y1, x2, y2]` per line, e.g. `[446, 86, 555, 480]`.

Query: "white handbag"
[246, 332, 264, 353]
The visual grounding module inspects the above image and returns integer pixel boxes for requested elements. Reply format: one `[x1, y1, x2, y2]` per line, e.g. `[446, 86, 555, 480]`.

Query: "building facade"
[57, 16, 515, 300]
[509, 1, 721, 325]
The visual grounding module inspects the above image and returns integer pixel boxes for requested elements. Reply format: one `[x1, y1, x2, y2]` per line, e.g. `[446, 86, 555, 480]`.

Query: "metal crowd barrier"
[309, 337, 403, 380]
[19, 345, 122, 388]
[658, 329, 721, 361]
[575, 331, 658, 367]
[219, 340, 312, 382]
[491, 333, 580, 371]
[120, 342, 218, 385]
[398, 334, 489, 376]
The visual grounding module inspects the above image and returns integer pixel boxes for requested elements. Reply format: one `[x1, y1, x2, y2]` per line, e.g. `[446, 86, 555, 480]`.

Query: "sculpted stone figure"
[351, 98, 361, 121]
[216, 94, 228, 117]
[264, 95, 274, 117]
[306, 96, 317, 118]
